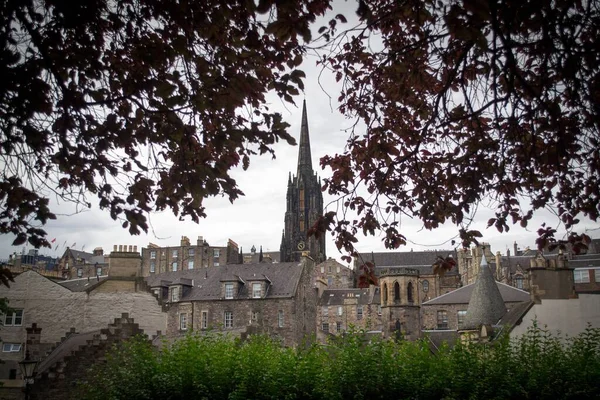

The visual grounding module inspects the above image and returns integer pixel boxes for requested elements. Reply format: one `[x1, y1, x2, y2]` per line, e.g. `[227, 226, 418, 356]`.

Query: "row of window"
[383, 281, 418, 303]
[149, 259, 218, 273]
[435, 310, 468, 330]
[150, 249, 220, 259]
[179, 310, 285, 330]
[574, 268, 600, 284]
[76, 266, 103, 278]
[225, 283, 263, 299]
[322, 322, 343, 333]
[321, 305, 378, 319]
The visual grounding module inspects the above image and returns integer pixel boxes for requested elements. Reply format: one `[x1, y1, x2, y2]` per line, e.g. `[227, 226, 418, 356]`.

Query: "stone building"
[316, 287, 381, 342]
[56, 246, 108, 279]
[0, 245, 167, 386]
[315, 258, 354, 289]
[280, 101, 326, 263]
[146, 257, 317, 346]
[421, 274, 530, 332]
[240, 245, 280, 264]
[140, 236, 240, 276]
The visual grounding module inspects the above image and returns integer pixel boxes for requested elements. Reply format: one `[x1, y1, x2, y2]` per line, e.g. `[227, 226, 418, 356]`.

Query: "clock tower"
[280, 100, 326, 263]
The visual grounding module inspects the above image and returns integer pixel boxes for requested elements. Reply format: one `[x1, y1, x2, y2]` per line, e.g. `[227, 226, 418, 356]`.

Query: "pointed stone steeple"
[297, 100, 313, 176]
[461, 254, 506, 330]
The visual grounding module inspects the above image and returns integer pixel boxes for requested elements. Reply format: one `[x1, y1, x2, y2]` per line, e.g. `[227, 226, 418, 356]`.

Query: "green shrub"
[78, 327, 600, 400]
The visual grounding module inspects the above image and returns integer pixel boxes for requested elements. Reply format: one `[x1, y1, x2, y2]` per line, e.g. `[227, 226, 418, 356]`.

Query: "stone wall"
[0, 271, 167, 349]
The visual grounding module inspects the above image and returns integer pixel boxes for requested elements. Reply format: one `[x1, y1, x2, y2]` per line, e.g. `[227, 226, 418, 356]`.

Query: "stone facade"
[378, 268, 422, 340]
[317, 287, 382, 342]
[56, 247, 108, 280]
[150, 257, 317, 347]
[140, 236, 239, 276]
[315, 259, 354, 289]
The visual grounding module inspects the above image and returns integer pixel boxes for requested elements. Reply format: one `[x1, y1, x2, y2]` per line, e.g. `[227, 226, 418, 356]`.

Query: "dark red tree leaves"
[1, 0, 332, 247]
[315, 0, 600, 255]
[432, 255, 457, 277]
[357, 261, 378, 288]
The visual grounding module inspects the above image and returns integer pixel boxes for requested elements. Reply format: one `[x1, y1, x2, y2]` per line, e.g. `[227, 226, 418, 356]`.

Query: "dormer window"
[225, 283, 234, 299]
[171, 287, 180, 302]
[252, 283, 262, 298]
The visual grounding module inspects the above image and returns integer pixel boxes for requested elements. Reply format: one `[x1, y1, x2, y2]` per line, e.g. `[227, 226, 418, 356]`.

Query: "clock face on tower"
[297, 241, 305, 250]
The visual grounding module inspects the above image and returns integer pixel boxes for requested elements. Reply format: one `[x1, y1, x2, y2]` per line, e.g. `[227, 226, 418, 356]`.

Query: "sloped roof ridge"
[422, 282, 475, 305]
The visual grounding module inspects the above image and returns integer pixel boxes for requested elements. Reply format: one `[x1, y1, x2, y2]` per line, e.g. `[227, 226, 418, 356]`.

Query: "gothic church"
[280, 101, 326, 263]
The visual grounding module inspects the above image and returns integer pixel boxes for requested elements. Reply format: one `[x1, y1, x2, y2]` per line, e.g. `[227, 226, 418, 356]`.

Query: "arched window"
[383, 283, 388, 303]
[407, 282, 414, 303]
[394, 282, 400, 301]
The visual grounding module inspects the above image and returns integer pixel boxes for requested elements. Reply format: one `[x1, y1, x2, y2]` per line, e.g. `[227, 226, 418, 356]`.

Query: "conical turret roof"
[461, 255, 507, 330]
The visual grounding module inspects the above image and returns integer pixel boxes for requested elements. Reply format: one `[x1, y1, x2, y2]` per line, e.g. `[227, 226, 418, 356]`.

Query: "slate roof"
[570, 255, 600, 269]
[318, 288, 379, 306]
[461, 256, 508, 329]
[363, 250, 456, 268]
[423, 330, 459, 352]
[497, 301, 535, 328]
[58, 275, 109, 292]
[66, 249, 107, 265]
[499, 256, 532, 275]
[145, 262, 304, 301]
[423, 279, 530, 305]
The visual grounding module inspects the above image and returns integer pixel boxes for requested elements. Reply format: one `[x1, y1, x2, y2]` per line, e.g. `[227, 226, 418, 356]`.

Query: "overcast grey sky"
[2, 2, 598, 264]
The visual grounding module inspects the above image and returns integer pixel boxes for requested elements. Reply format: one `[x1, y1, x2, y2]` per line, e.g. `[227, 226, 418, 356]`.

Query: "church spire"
[297, 100, 313, 175]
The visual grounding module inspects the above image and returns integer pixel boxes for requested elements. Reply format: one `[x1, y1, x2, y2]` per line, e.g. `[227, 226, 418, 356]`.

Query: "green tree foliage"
[313, 0, 600, 258]
[78, 326, 600, 400]
[0, 0, 330, 249]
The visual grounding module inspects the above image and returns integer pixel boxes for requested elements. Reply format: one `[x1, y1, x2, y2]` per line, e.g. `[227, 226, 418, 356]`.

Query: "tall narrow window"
[322, 306, 329, 317]
[457, 310, 467, 326]
[394, 282, 400, 301]
[201, 311, 208, 329]
[225, 283, 234, 299]
[150, 261, 156, 273]
[172, 250, 178, 258]
[188, 260, 194, 270]
[224, 311, 233, 328]
[179, 313, 188, 330]
[437, 310, 448, 329]
[172, 262, 178, 272]
[407, 282, 414, 303]
[322, 322, 329, 333]
[337, 306, 343, 316]
[252, 283, 262, 298]
[515, 276, 524, 289]
[299, 189, 305, 209]
[171, 287, 179, 302]
[278, 310, 284, 327]
[77, 268, 83, 278]
[383, 283, 388, 303]
[422, 280, 429, 293]
[150, 251, 156, 259]
[357, 306, 363, 320]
